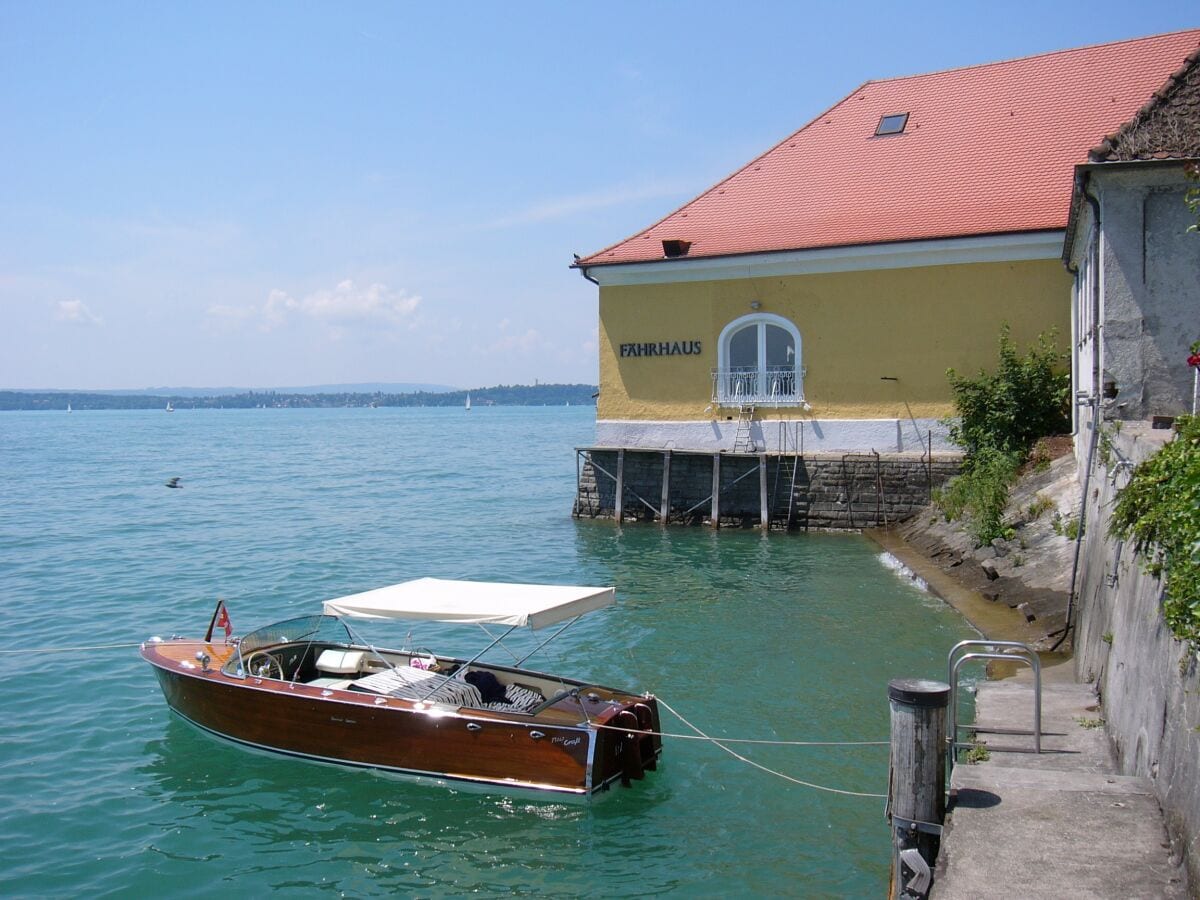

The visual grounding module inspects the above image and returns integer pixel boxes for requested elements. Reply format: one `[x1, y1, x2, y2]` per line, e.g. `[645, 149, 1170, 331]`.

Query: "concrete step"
[934, 679, 1188, 898]
[963, 681, 1114, 774]
[938, 767, 1185, 898]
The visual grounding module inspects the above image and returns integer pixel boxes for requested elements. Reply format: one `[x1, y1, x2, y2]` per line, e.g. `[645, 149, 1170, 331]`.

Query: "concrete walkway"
[933, 676, 1189, 898]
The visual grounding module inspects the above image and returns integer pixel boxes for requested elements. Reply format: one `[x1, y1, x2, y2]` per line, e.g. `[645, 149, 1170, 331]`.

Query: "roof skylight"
[875, 113, 909, 136]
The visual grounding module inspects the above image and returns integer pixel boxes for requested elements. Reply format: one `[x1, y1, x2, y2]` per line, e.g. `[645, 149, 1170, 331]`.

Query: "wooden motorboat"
[142, 578, 661, 796]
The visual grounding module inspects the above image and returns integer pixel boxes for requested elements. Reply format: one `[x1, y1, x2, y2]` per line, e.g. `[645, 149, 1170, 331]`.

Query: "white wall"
[594, 417, 956, 454]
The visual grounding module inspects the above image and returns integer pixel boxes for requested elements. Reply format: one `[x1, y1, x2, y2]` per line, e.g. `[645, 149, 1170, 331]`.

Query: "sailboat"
[465, 393, 471, 411]
[166, 402, 174, 413]
[67, 402, 72, 413]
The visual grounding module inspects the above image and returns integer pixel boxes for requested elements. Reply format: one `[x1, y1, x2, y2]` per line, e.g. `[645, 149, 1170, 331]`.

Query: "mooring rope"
[0, 641, 147, 655]
[588, 719, 888, 747]
[656, 697, 889, 799]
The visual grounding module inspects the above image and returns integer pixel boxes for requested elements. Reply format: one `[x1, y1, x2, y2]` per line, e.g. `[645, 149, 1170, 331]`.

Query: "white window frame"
[714, 312, 805, 406]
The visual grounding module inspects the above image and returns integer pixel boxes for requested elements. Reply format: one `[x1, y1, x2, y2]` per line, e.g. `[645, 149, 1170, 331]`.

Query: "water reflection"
[139, 719, 693, 894]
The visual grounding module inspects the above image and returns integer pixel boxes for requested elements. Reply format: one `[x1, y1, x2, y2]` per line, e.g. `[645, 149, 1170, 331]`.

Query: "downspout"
[575, 260, 600, 286]
[1053, 175, 1102, 652]
[575, 260, 602, 408]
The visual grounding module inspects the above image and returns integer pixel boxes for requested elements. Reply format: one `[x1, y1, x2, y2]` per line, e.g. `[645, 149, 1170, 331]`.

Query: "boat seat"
[481, 683, 545, 713]
[316, 649, 366, 675]
[307, 677, 355, 690]
[354, 666, 484, 707]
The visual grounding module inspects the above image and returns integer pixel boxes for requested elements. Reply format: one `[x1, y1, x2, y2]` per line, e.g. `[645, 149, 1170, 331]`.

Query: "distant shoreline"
[0, 383, 598, 412]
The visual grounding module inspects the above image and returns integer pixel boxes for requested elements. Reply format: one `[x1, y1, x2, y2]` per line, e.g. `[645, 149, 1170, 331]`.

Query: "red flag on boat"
[216, 605, 232, 640]
[205, 599, 234, 643]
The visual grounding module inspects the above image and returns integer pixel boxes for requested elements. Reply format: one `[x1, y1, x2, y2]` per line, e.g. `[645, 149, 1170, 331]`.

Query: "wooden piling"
[759, 453, 769, 530]
[710, 453, 720, 527]
[660, 450, 672, 523]
[888, 677, 950, 900]
[615, 449, 625, 522]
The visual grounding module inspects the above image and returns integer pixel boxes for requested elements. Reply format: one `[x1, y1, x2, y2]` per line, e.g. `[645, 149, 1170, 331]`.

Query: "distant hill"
[0, 383, 598, 411]
[17, 382, 459, 398]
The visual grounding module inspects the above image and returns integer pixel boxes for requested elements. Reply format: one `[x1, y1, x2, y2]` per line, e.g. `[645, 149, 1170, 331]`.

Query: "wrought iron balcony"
[711, 367, 805, 407]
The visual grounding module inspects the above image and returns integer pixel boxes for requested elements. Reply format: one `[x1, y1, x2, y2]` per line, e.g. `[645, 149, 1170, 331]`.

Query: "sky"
[1, 3, 1196, 391]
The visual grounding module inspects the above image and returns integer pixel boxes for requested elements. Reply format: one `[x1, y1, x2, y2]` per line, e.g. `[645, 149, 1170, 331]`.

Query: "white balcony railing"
[711, 367, 805, 407]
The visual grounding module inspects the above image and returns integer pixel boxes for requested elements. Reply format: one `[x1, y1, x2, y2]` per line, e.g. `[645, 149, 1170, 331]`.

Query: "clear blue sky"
[2, 2, 1195, 390]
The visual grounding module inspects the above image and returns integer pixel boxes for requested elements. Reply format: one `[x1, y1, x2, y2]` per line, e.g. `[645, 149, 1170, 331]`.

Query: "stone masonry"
[573, 448, 960, 530]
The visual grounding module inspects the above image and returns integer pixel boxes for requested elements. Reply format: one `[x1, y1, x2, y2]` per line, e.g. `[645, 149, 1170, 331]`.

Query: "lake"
[0, 406, 974, 896]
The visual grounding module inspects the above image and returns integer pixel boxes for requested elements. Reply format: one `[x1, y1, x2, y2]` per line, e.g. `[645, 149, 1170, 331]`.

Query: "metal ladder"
[732, 405, 756, 452]
[772, 420, 805, 529]
[947, 640, 1042, 772]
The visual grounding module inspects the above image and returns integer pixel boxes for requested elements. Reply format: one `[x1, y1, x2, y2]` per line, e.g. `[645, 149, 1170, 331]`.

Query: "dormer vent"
[662, 239, 692, 258]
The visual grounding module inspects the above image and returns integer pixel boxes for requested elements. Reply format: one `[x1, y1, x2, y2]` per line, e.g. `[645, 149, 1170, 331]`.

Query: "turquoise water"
[0, 407, 973, 896]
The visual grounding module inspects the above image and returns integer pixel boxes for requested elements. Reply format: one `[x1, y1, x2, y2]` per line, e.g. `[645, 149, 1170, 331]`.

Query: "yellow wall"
[597, 258, 1071, 421]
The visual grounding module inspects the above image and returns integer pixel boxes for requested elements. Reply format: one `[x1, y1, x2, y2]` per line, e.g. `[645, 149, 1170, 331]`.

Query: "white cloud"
[205, 280, 421, 333]
[297, 280, 420, 324]
[262, 288, 299, 329]
[487, 327, 542, 354]
[54, 299, 102, 325]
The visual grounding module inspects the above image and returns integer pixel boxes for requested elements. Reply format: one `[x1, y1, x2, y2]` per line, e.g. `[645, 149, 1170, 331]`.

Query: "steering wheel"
[244, 651, 284, 680]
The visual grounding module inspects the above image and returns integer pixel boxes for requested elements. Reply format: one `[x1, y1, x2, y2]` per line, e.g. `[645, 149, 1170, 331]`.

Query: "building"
[571, 30, 1200, 528]
[1065, 47, 1200, 435]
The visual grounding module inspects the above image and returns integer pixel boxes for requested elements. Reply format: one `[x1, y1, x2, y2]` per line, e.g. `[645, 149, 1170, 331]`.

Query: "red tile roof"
[1089, 48, 1200, 161]
[577, 30, 1200, 268]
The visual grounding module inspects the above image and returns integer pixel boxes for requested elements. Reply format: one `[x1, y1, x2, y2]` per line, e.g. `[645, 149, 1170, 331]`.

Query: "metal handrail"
[711, 367, 805, 407]
[947, 640, 1042, 771]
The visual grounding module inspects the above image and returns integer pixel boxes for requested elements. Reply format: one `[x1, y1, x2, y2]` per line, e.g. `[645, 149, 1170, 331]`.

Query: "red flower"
[1189, 353, 1200, 368]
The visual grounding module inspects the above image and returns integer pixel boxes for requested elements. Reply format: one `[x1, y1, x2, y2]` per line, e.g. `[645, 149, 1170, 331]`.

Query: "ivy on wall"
[1110, 415, 1200, 645]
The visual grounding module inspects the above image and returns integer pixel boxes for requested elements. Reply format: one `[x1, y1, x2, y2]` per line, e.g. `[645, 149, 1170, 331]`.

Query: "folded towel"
[356, 667, 484, 707]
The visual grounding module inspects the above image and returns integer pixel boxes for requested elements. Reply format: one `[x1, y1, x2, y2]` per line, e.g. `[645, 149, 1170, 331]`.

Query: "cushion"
[316, 649, 366, 675]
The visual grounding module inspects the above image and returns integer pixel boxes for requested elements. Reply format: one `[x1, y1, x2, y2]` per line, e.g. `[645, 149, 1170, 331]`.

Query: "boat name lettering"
[619, 340, 702, 359]
[551, 735, 582, 747]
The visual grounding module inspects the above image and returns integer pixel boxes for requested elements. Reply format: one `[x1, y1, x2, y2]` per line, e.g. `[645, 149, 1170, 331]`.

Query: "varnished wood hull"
[142, 639, 661, 795]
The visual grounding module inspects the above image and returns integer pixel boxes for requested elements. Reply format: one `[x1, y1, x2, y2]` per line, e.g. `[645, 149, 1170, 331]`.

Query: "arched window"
[715, 313, 804, 406]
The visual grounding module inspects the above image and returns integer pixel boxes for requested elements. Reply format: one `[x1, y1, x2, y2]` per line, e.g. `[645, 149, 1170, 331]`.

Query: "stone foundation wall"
[1073, 424, 1200, 884]
[573, 448, 960, 529]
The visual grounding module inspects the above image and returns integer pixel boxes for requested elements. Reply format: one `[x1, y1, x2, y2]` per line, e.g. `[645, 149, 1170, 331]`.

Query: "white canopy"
[321, 577, 615, 631]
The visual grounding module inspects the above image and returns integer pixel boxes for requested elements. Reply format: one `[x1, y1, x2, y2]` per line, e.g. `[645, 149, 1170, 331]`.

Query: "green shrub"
[1052, 514, 1081, 541]
[934, 447, 1021, 546]
[1026, 494, 1054, 520]
[1110, 415, 1200, 645]
[938, 326, 1070, 546]
[964, 744, 991, 764]
[946, 326, 1070, 459]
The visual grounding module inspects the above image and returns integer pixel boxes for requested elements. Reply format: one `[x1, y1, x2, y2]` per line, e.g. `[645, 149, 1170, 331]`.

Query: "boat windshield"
[238, 614, 353, 655]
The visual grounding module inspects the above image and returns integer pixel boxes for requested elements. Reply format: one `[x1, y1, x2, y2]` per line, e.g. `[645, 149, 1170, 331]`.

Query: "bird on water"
[165, 477, 182, 489]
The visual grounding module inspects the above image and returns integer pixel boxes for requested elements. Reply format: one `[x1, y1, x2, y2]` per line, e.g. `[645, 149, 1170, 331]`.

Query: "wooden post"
[710, 453, 720, 527]
[888, 678, 950, 900]
[660, 450, 672, 524]
[759, 453, 769, 530]
[615, 449, 625, 523]
[572, 450, 582, 518]
[926, 430, 933, 504]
